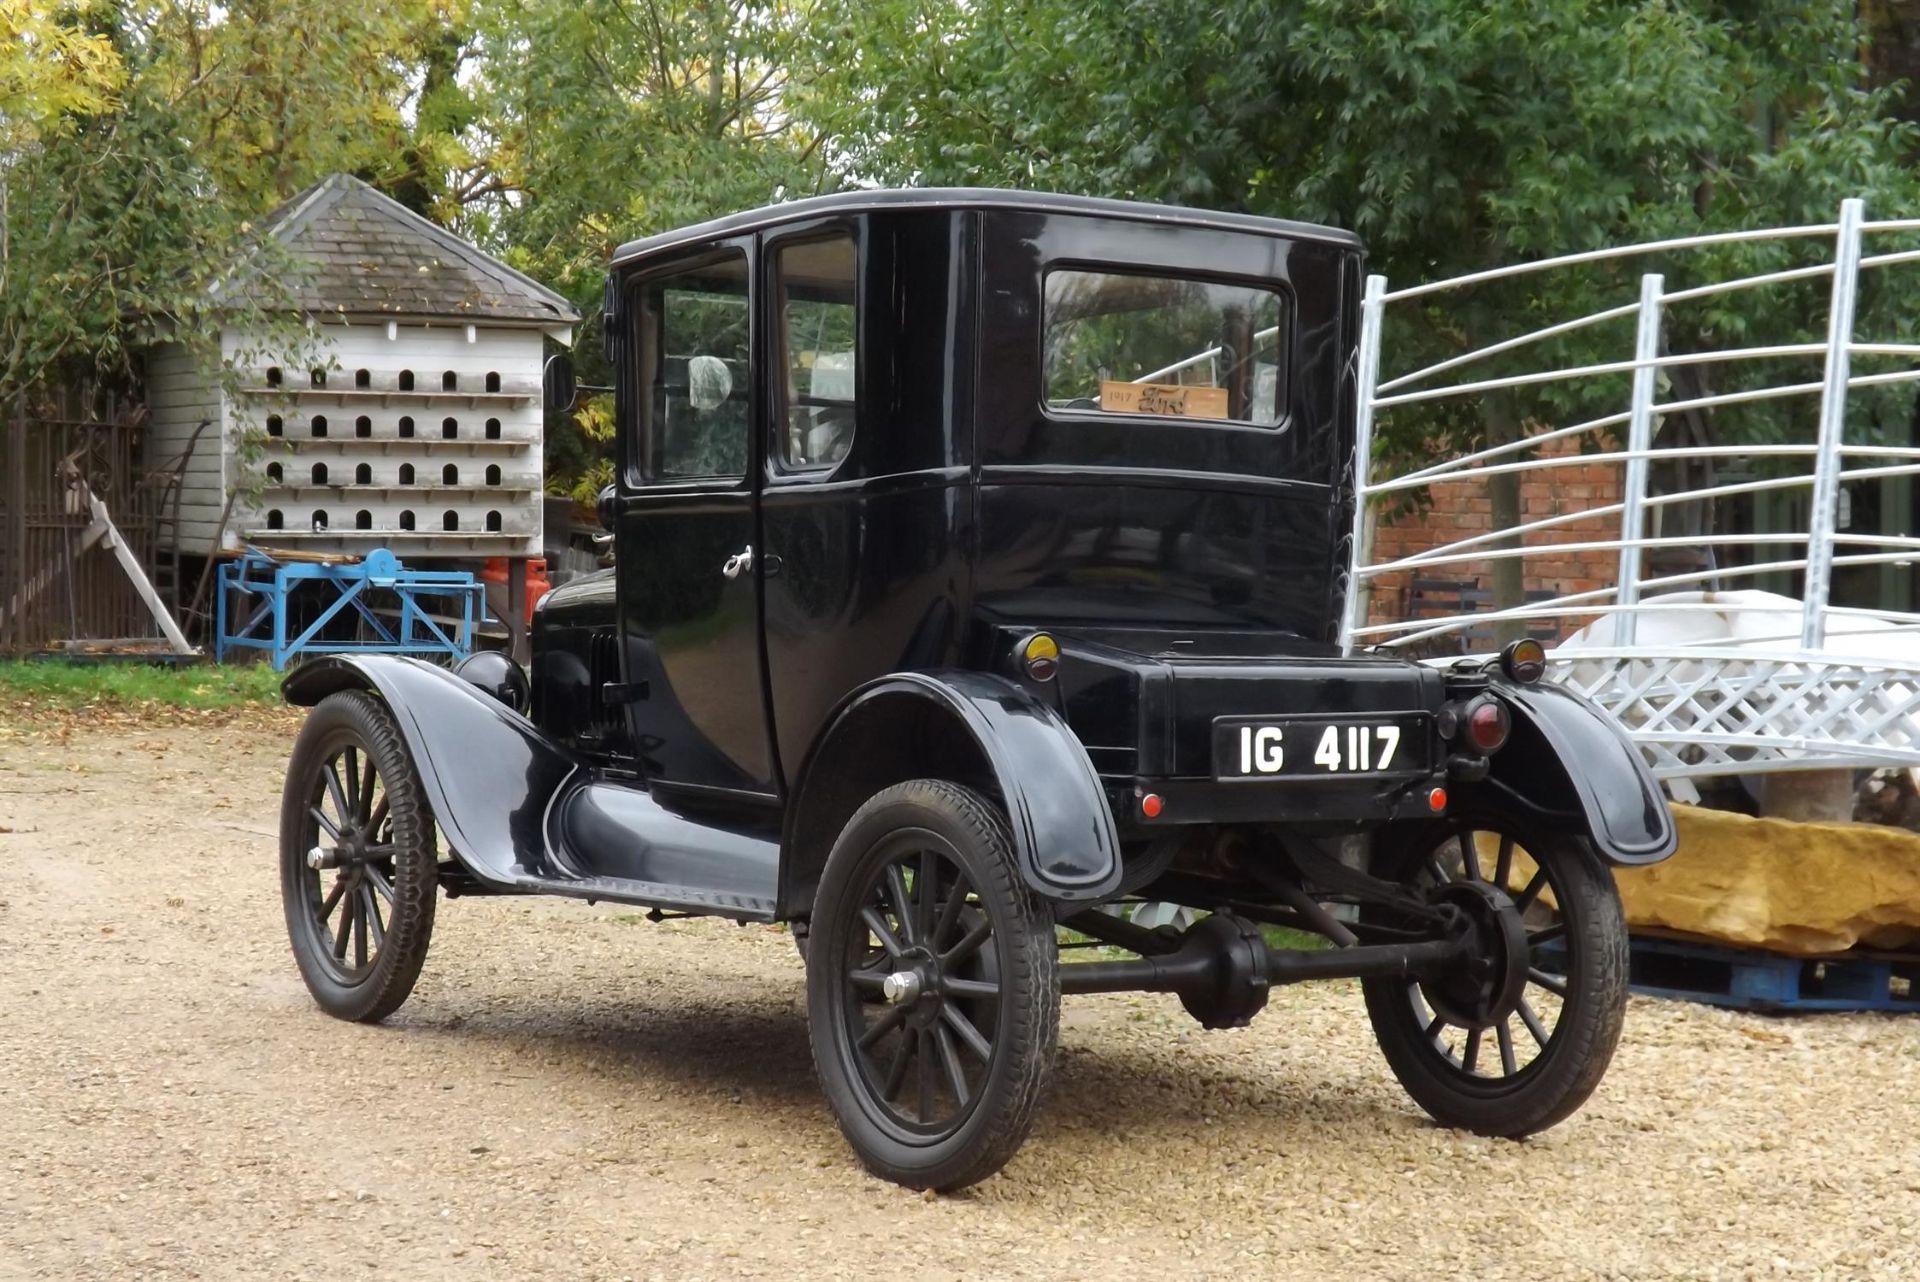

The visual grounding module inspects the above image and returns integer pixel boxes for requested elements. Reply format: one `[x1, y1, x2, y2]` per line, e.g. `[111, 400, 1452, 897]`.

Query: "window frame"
[764, 221, 862, 480]
[621, 242, 756, 490]
[1035, 261, 1295, 434]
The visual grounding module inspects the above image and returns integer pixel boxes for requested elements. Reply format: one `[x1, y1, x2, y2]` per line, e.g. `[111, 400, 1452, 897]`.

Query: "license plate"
[1213, 715, 1427, 781]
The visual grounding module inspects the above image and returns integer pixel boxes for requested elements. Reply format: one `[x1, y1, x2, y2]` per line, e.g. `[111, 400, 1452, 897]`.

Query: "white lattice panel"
[1548, 648, 1920, 778]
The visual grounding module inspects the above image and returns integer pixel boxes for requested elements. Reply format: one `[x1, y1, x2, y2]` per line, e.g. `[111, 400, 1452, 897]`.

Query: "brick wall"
[1365, 435, 1624, 643]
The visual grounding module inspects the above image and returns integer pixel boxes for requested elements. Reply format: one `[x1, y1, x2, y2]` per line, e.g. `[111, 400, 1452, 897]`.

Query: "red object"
[1465, 698, 1511, 753]
[1140, 792, 1164, 819]
[1427, 787, 1448, 812]
[480, 557, 551, 625]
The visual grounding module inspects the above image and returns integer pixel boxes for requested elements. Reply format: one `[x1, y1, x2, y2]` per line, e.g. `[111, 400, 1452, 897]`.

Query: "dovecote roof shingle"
[249, 173, 579, 325]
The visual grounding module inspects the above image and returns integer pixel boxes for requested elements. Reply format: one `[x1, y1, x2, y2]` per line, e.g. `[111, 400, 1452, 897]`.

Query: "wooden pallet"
[1618, 934, 1920, 1012]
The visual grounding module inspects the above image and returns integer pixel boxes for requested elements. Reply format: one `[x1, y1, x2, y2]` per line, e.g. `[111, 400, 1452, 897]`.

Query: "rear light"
[1020, 632, 1060, 682]
[1464, 696, 1511, 754]
[1500, 638, 1547, 684]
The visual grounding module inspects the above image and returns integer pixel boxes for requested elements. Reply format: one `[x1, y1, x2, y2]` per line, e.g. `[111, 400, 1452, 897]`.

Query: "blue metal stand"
[215, 547, 486, 670]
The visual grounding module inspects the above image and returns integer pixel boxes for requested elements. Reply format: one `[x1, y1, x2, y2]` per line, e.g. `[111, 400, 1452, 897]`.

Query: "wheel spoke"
[361, 862, 395, 903]
[1424, 856, 1450, 886]
[915, 850, 938, 946]
[931, 872, 972, 949]
[1517, 997, 1552, 1049]
[1528, 921, 1567, 947]
[358, 755, 377, 823]
[917, 1035, 935, 1121]
[939, 1002, 993, 1063]
[1496, 1020, 1518, 1076]
[1528, 965, 1568, 996]
[934, 1024, 970, 1107]
[1422, 1010, 1447, 1042]
[332, 883, 354, 959]
[343, 747, 360, 813]
[1494, 835, 1514, 891]
[352, 890, 368, 968]
[317, 876, 349, 924]
[360, 883, 386, 950]
[860, 907, 906, 959]
[881, 1029, 916, 1100]
[367, 795, 390, 840]
[884, 865, 916, 945]
[323, 761, 350, 827]
[1460, 1027, 1482, 1074]
[940, 976, 999, 1000]
[941, 919, 992, 968]
[856, 1001, 910, 1050]
[309, 805, 341, 840]
[1512, 868, 1548, 913]
[1457, 832, 1478, 881]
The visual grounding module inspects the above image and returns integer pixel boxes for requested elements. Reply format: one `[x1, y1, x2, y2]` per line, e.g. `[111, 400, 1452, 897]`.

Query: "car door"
[614, 240, 778, 797]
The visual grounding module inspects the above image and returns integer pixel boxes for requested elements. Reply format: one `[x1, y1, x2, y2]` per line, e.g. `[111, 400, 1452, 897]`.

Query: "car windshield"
[1043, 270, 1285, 426]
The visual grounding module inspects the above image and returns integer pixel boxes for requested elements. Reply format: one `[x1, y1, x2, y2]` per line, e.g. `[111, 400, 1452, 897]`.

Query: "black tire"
[280, 690, 438, 1023]
[1362, 807, 1628, 1138]
[806, 780, 1059, 1191]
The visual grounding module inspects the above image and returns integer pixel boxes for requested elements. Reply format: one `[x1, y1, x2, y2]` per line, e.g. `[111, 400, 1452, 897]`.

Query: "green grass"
[0, 659, 285, 711]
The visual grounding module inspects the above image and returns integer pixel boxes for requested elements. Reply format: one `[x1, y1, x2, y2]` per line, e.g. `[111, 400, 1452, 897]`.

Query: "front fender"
[284, 656, 581, 886]
[1478, 678, 1676, 865]
[783, 671, 1122, 913]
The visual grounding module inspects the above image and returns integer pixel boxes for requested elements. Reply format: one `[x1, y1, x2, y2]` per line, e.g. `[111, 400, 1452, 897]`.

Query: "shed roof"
[242, 173, 578, 325]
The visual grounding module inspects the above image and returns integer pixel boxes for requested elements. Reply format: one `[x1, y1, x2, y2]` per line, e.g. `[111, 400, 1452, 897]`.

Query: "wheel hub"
[309, 824, 372, 871]
[887, 947, 947, 1029]
[1423, 880, 1529, 1028]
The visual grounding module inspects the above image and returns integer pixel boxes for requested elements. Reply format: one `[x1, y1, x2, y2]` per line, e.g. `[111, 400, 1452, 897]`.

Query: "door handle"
[721, 544, 753, 579]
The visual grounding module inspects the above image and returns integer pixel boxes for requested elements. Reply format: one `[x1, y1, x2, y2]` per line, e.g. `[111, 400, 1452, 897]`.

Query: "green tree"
[2, 0, 471, 403]
[811, 0, 1920, 620]
[458, 0, 834, 502]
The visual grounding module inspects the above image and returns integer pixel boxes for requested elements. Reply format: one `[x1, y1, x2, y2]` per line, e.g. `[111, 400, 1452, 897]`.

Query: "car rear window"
[1042, 269, 1286, 426]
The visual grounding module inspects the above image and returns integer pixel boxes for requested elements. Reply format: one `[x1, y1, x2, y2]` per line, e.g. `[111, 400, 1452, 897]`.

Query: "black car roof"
[609, 187, 1363, 266]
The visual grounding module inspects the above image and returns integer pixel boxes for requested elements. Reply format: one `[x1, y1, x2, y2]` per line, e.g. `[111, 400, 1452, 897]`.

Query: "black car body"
[279, 189, 1675, 1190]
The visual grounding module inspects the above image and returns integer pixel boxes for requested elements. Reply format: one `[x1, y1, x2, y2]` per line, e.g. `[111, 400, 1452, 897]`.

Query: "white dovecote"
[148, 173, 578, 559]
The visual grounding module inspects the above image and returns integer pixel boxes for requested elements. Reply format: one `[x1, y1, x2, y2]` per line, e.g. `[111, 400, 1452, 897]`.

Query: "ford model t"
[277, 189, 1675, 1190]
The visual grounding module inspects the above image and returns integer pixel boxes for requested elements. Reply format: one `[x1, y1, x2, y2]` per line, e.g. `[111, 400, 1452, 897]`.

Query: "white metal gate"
[1341, 198, 1920, 778]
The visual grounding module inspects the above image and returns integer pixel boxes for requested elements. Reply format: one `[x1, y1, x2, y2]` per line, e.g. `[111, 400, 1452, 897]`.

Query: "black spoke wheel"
[807, 780, 1058, 1191]
[1362, 806, 1628, 1137]
[280, 690, 438, 1023]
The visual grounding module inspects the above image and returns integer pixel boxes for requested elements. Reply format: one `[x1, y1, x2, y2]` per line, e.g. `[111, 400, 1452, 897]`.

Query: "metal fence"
[1340, 198, 1920, 778]
[0, 389, 163, 653]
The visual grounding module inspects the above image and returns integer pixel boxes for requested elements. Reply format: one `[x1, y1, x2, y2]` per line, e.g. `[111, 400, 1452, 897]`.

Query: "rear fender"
[781, 671, 1122, 917]
[1470, 678, 1676, 865]
[283, 656, 580, 886]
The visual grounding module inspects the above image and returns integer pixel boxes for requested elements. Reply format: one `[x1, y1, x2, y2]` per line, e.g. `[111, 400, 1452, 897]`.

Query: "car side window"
[637, 252, 751, 481]
[773, 234, 857, 471]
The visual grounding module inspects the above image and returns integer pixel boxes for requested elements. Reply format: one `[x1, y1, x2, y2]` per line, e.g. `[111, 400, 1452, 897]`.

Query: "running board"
[505, 774, 783, 922]
[500, 872, 777, 921]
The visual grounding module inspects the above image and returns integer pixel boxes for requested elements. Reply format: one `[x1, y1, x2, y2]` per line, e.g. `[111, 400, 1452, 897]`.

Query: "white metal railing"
[1340, 198, 1920, 776]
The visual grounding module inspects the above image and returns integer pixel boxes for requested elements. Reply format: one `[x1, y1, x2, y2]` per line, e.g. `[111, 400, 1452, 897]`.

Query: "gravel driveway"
[4, 712, 1919, 1280]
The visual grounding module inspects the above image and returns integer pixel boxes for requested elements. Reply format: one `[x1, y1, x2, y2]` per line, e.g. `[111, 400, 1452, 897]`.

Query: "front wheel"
[806, 780, 1059, 1191]
[1362, 808, 1628, 1138]
[280, 690, 438, 1023]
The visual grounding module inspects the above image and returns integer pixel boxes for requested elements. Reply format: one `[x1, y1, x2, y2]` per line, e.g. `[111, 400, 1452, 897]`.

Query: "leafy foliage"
[7, 0, 1920, 517]
[813, 0, 1920, 463]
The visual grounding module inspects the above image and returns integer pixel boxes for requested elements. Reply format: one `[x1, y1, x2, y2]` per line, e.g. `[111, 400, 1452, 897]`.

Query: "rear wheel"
[1362, 808, 1627, 1137]
[806, 780, 1058, 1190]
[280, 691, 438, 1023]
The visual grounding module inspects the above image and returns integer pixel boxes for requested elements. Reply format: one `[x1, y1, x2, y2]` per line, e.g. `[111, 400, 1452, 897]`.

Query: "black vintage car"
[277, 189, 1674, 1190]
